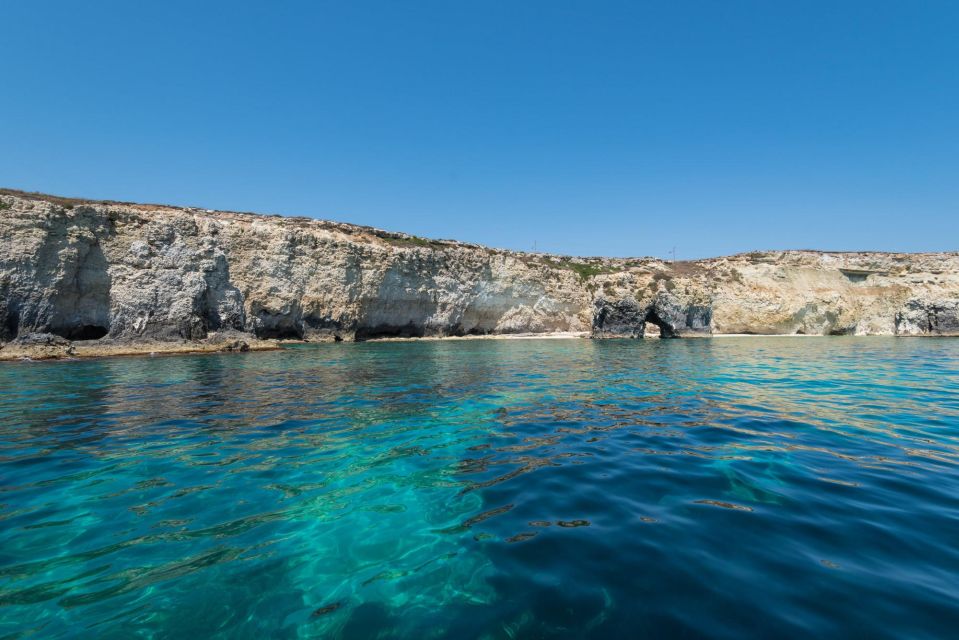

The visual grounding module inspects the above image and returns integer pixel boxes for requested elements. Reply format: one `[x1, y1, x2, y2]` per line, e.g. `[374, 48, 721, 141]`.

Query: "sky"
[2, 1, 957, 259]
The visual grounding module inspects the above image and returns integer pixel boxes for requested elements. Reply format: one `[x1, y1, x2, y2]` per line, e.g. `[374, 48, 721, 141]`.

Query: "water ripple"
[1, 337, 959, 637]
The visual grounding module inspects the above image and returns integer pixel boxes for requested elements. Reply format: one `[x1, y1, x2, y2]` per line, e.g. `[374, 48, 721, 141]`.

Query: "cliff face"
[1, 190, 958, 355]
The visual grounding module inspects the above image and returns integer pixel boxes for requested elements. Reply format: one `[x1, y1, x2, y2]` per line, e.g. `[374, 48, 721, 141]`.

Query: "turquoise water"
[1, 338, 959, 639]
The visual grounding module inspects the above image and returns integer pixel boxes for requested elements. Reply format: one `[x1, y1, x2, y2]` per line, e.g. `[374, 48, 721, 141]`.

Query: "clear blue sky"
[2, 1, 957, 258]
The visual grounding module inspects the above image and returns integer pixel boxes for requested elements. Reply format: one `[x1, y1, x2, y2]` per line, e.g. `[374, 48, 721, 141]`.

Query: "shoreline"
[364, 331, 591, 342]
[2, 330, 949, 363]
[3, 190, 958, 356]
[0, 335, 281, 362]
[3, 190, 957, 360]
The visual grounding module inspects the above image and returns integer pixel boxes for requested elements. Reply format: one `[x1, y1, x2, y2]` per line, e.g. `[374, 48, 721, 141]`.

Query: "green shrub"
[556, 259, 616, 280]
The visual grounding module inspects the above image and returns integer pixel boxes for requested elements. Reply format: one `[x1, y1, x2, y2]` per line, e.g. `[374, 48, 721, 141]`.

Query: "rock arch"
[591, 295, 713, 338]
[643, 307, 676, 338]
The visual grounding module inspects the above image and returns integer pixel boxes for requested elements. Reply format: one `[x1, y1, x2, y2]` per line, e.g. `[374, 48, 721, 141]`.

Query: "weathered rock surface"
[1, 189, 958, 359]
[1, 332, 76, 359]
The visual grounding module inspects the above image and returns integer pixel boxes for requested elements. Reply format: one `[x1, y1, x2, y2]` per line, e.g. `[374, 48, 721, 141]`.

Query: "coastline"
[364, 331, 591, 342]
[2, 191, 958, 347]
[0, 333, 281, 362]
[4, 330, 951, 363]
[0, 331, 593, 361]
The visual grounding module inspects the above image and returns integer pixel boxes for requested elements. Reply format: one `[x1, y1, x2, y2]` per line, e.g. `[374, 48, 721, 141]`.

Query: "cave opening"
[644, 309, 677, 338]
[255, 326, 304, 340]
[828, 327, 855, 336]
[839, 269, 870, 283]
[354, 323, 425, 342]
[3, 309, 20, 342]
[253, 324, 304, 340]
[450, 324, 490, 338]
[59, 324, 109, 341]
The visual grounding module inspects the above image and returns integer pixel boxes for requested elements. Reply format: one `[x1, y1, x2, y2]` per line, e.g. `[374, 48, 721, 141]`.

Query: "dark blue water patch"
[1, 337, 958, 638]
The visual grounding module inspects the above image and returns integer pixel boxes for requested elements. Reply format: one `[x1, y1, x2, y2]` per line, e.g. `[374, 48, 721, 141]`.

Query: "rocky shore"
[1, 188, 957, 360]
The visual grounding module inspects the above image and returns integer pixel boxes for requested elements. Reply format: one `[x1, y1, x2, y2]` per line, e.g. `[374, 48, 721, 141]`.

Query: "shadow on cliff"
[352, 264, 440, 340]
[3, 208, 114, 341]
[50, 241, 112, 340]
[196, 253, 246, 338]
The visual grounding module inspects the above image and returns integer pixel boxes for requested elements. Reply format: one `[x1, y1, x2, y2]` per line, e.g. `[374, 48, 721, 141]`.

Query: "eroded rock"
[896, 299, 959, 336]
[1, 189, 958, 358]
[1, 332, 75, 359]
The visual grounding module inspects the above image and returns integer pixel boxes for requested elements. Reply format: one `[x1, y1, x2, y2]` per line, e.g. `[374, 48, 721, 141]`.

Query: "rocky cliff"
[1, 189, 957, 358]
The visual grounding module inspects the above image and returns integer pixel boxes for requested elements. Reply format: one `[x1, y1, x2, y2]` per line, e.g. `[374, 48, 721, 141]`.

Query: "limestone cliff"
[1, 189, 957, 358]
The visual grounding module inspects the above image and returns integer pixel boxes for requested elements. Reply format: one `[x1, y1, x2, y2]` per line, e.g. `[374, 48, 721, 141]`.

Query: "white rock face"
[1, 190, 958, 349]
[0, 192, 590, 343]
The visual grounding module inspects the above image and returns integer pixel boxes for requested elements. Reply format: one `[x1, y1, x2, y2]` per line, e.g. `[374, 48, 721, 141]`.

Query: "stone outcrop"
[2, 332, 76, 359]
[1, 189, 957, 358]
[895, 299, 959, 336]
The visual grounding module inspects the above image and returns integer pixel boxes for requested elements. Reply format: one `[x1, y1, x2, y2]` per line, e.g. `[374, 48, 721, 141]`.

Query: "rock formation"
[1, 189, 957, 358]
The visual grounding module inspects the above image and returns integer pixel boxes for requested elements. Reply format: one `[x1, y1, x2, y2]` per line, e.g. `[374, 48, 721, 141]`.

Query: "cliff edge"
[1, 189, 957, 359]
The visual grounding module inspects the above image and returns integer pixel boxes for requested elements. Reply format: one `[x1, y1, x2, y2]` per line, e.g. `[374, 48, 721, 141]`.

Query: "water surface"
[1, 338, 958, 638]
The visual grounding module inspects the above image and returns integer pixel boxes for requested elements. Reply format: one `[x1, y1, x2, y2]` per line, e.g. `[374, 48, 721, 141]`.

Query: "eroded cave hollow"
[644, 309, 677, 338]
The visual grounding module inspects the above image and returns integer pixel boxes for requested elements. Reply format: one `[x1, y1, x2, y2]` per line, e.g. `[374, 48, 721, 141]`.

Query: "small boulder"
[219, 339, 250, 352]
[206, 329, 254, 352]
